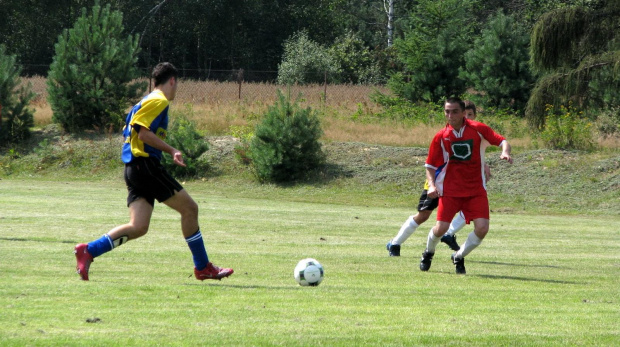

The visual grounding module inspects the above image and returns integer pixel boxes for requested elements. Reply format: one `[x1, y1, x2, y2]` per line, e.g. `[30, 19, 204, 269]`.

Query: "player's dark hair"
[464, 100, 477, 115]
[152, 62, 178, 87]
[445, 97, 465, 110]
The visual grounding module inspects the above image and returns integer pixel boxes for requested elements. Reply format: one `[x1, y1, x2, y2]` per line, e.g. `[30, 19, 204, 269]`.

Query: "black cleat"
[441, 234, 460, 251]
[386, 242, 401, 257]
[451, 253, 466, 274]
[419, 251, 434, 271]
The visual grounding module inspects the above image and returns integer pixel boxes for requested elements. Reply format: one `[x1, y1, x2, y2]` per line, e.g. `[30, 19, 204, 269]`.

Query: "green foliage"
[161, 105, 210, 178]
[389, 0, 475, 103]
[0, 44, 35, 145]
[249, 91, 324, 183]
[328, 31, 383, 85]
[526, 2, 620, 128]
[46, 1, 145, 133]
[540, 104, 596, 150]
[370, 92, 444, 125]
[277, 31, 340, 85]
[461, 12, 534, 111]
[594, 107, 620, 138]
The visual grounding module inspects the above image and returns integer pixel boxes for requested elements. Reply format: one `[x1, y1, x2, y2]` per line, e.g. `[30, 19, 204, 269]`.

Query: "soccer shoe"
[451, 253, 466, 275]
[386, 241, 401, 257]
[74, 243, 93, 281]
[194, 262, 234, 281]
[419, 251, 434, 271]
[441, 234, 460, 251]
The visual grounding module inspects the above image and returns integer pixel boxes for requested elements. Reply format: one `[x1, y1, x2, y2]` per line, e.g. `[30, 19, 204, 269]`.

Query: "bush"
[370, 92, 444, 125]
[0, 44, 35, 145]
[277, 31, 340, 85]
[249, 91, 325, 183]
[47, 1, 144, 133]
[460, 12, 534, 111]
[540, 104, 595, 151]
[161, 106, 210, 178]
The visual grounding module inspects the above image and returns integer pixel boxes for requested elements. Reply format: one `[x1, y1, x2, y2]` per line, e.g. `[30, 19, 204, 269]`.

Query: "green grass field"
[1, 179, 618, 346]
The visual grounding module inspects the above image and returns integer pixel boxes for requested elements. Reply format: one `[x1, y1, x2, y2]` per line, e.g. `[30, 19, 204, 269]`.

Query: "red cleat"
[194, 262, 234, 281]
[74, 243, 93, 281]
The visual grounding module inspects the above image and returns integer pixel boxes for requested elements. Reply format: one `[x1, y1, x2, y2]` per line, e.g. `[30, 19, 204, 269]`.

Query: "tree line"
[0, 0, 618, 145]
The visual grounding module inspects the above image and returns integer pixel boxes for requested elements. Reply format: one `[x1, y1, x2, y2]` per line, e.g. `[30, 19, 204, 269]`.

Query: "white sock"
[446, 212, 466, 236]
[425, 228, 441, 253]
[392, 215, 419, 245]
[455, 232, 482, 258]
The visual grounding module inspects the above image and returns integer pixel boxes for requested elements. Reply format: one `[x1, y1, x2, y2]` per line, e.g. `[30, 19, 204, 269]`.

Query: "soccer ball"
[294, 258, 324, 286]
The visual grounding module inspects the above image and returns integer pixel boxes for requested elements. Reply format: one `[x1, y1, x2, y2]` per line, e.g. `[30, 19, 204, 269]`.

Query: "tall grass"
[21, 77, 617, 149]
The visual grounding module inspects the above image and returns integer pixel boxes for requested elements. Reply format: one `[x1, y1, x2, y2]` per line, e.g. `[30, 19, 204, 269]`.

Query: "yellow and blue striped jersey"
[121, 91, 169, 163]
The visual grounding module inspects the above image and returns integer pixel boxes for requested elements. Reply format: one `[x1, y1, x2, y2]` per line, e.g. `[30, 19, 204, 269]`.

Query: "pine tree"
[526, 1, 620, 129]
[0, 44, 35, 145]
[47, 1, 144, 133]
[389, 0, 475, 103]
[249, 91, 324, 183]
[460, 12, 533, 111]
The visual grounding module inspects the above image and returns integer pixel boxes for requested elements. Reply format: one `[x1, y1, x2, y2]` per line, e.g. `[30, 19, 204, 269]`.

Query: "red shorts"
[437, 195, 489, 223]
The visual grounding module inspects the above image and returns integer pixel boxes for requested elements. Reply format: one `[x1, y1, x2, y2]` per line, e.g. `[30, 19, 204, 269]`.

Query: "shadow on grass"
[182, 283, 301, 290]
[0, 237, 76, 244]
[472, 273, 581, 285]
[470, 260, 565, 269]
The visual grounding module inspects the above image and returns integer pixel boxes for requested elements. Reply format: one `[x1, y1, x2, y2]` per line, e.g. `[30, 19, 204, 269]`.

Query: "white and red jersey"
[425, 119, 505, 197]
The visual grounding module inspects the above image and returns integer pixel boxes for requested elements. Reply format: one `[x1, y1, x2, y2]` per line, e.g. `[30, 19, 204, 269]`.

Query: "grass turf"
[0, 179, 618, 346]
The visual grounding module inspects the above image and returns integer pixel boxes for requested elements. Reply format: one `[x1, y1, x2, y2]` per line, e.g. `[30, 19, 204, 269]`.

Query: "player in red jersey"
[419, 97, 512, 274]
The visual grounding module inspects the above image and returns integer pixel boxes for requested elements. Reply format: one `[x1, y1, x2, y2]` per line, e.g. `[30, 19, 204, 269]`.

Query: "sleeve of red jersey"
[425, 131, 445, 169]
[475, 122, 506, 146]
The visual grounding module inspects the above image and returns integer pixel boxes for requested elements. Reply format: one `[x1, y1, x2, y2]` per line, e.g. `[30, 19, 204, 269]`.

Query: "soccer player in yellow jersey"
[74, 62, 233, 281]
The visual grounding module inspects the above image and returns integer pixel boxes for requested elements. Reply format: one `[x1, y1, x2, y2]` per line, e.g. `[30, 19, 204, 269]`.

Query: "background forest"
[0, 0, 619, 149]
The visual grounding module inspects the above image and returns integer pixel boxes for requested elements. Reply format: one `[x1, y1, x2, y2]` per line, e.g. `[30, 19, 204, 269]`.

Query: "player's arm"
[484, 163, 492, 181]
[425, 166, 439, 198]
[424, 131, 444, 198]
[137, 127, 186, 167]
[475, 122, 513, 165]
[499, 140, 513, 164]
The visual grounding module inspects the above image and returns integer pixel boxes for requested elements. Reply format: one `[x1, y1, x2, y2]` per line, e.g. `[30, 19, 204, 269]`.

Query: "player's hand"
[500, 152, 513, 164]
[173, 150, 186, 167]
[428, 186, 440, 199]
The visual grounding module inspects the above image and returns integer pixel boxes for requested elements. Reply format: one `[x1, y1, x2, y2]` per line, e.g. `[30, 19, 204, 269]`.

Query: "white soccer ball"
[294, 258, 324, 286]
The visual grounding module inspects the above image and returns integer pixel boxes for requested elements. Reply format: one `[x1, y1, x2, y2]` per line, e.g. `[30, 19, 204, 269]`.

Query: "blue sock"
[87, 234, 114, 258]
[186, 230, 209, 270]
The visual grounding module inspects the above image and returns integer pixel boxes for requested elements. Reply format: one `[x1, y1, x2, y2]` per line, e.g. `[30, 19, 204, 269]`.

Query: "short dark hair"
[464, 100, 476, 115]
[445, 97, 465, 110]
[152, 62, 178, 87]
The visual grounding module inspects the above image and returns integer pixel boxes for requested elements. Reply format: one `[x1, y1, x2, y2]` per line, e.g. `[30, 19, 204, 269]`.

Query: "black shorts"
[417, 190, 439, 212]
[124, 157, 184, 207]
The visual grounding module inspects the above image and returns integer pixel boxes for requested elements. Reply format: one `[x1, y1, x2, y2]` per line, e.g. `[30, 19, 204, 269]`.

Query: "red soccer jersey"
[425, 119, 505, 197]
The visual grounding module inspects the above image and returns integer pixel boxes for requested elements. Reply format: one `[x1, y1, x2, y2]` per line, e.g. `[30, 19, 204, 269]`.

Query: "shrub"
[249, 91, 325, 183]
[595, 107, 619, 138]
[277, 31, 339, 85]
[460, 12, 534, 111]
[0, 44, 35, 145]
[47, 1, 144, 133]
[161, 106, 210, 178]
[540, 104, 595, 150]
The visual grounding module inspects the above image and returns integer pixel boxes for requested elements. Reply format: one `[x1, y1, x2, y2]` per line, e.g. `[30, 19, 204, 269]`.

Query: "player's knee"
[414, 211, 431, 224]
[474, 226, 488, 239]
[181, 200, 199, 220]
[131, 223, 150, 238]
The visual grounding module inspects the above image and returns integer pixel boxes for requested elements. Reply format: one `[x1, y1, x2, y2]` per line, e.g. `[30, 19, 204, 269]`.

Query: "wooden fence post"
[238, 69, 244, 99]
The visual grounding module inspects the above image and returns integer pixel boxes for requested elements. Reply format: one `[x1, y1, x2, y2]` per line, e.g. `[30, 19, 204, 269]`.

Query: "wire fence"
[20, 65, 391, 110]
